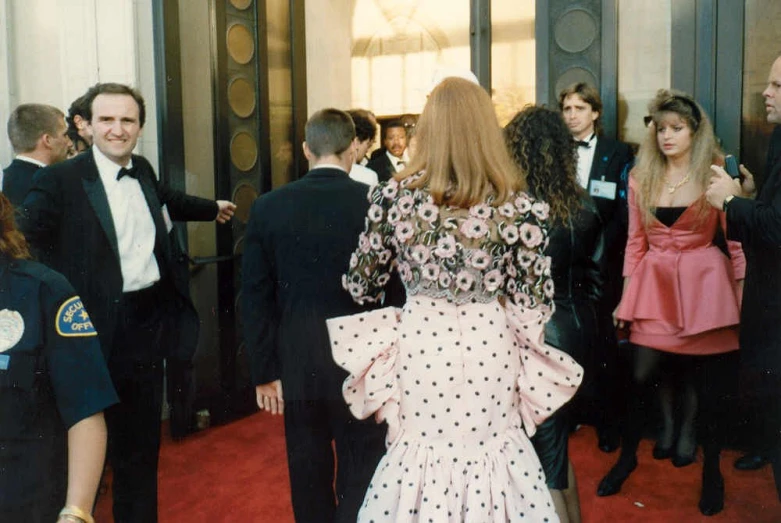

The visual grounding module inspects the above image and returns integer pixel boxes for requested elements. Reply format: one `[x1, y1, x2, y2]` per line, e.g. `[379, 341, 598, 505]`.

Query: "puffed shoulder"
[327, 307, 402, 445]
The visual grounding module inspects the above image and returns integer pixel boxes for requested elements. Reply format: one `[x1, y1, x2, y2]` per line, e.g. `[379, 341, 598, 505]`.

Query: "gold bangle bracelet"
[59, 505, 95, 523]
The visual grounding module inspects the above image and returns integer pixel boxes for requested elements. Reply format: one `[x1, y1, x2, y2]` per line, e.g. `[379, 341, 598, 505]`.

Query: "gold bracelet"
[59, 505, 95, 523]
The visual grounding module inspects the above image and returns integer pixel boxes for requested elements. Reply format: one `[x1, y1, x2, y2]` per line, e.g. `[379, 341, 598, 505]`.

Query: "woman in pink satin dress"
[596, 90, 744, 516]
[326, 77, 584, 522]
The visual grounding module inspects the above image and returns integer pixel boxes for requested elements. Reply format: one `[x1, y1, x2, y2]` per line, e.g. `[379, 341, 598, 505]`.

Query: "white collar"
[14, 155, 46, 168]
[92, 146, 134, 185]
[311, 163, 348, 173]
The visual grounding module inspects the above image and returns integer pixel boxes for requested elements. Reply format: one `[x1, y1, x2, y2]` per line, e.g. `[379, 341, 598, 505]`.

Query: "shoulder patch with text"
[56, 296, 97, 337]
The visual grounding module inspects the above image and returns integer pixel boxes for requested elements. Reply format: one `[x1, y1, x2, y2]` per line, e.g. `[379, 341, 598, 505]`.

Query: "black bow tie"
[117, 166, 138, 180]
[576, 140, 591, 148]
[396, 160, 406, 167]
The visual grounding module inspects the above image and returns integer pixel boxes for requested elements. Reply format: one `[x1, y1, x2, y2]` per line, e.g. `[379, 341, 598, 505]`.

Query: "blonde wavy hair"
[397, 77, 523, 207]
[633, 89, 721, 227]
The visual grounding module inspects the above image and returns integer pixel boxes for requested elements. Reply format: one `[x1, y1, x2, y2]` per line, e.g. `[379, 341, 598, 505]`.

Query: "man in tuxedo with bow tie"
[560, 82, 633, 453]
[707, 54, 781, 500]
[366, 119, 408, 182]
[20, 82, 236, 522]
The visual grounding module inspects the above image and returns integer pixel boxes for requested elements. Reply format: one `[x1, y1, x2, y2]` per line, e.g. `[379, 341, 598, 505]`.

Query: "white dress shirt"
[349, 163, 379, 187]
[93, 146, 160, 292]
[575, 134, 597, 189]
[386, 150, 409, 173]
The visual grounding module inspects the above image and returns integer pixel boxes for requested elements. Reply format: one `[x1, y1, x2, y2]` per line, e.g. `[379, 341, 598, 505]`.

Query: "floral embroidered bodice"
[343, 174, 555, 308]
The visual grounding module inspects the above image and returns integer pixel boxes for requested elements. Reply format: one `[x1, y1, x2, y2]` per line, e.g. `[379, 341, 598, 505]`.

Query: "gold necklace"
[664, 174, 690, 194]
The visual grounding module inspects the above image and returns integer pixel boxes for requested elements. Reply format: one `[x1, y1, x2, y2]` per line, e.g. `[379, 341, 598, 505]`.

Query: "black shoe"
[733, 453, 769, 471]
[652, 442, 672, 460]
[598, 430, 620, 453]
[597, 456, 638, 496]
[672, 453, 696, 468]
[699, 464, 724, 516]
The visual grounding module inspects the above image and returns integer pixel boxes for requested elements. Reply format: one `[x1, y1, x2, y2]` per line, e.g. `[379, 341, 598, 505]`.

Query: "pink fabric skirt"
[327, 295, 583, 522]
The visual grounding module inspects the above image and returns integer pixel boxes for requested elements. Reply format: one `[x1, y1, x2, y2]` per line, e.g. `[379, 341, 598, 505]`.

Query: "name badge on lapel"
[590, 179, 617, 200]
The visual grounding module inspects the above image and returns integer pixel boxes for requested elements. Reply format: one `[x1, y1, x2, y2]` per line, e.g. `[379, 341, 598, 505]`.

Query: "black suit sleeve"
[19, 169, 63, 262]
[138, 158, 218, 221]
[727, 191, 781, 247]
[241, 198, 281, 386]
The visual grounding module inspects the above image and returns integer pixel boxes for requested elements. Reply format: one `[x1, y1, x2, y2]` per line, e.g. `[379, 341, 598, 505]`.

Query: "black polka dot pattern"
[328, 296, 582, 521]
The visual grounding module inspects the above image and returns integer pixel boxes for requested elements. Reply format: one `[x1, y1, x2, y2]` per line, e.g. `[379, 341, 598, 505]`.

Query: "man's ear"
[592, 112, 600, 123]
[40, 133, 54, 150]
[302, 142, 314, 162]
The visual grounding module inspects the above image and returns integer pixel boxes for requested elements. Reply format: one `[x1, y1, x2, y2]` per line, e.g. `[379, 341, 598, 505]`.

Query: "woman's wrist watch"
[723, 194, 736, 212]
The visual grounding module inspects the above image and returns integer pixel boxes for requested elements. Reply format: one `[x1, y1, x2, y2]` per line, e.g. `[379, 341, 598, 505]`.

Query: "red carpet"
[95, 412, 781, 522]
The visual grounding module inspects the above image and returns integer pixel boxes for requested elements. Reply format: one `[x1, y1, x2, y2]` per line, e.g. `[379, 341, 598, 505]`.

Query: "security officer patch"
[56, 296, 97, 337]
[0, 309, 24, 352]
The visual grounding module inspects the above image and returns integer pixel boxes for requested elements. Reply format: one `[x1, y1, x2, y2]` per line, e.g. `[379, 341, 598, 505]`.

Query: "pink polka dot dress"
[327, 175, 583, 522]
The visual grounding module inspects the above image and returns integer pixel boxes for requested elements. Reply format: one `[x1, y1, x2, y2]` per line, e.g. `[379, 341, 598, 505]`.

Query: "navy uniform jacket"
[0, 257, 117, 519]
[242, 167, 403, 401]
[2, 158, 40, 208]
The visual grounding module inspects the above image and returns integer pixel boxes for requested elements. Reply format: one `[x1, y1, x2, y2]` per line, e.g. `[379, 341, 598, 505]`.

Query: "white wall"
[305, 0, 353, 116]
[0, 0, 158, 171]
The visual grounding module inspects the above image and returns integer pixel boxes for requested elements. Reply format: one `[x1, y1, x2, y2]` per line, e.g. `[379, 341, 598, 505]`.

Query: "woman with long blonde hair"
[597, 90, 744, 516]
[327, 77, 583, 522]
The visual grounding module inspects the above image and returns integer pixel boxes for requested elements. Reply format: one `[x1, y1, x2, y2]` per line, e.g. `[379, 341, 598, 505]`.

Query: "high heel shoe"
[699, 462, 724, 516]
[652, 442, 672, 460]
[597, 455, 638, 496]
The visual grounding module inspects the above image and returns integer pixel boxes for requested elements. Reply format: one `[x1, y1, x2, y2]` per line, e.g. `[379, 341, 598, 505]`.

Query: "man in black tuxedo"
[560, 82, 633, 452]
[366, 119, 407, 182]
[3, 103, 71, 206]
[707, 54, 781, 500]
[242, 108, 388, 523]
[20, 83, 236, 522]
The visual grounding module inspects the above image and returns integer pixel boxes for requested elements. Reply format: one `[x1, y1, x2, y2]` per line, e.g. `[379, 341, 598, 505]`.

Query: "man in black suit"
[242, 108, 388, 523]
[3, 103, 71, 206]
[20, 82, 236, 522]
[560, 82, 633, 452]
[366, 119, 407, 182]
[707, 54, 781, 500]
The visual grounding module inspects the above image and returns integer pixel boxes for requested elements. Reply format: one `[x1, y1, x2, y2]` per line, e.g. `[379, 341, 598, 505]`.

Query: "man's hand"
[738, 164, 758, 198]
[256, 380, 284, 415]
[216, 200, 237, 224]
[706, 166, 742, 209]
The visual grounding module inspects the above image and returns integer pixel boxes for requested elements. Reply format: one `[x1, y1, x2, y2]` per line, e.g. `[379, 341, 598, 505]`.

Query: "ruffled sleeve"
[342, 181, 399, 305]
[327, 307, 402, 444]
[504, 301, 583, 438]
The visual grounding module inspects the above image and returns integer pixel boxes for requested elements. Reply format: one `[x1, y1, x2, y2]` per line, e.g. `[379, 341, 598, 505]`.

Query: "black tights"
[620, 347, 739, 460]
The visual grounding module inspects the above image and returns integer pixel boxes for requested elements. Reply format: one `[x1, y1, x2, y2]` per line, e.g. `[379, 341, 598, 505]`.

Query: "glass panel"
[617, 0, 671, 145]
[490, 0, 535, 126]
[266, 0, 295, 188]
[741, 1, 781, 184]
[351, 0, 471, 116]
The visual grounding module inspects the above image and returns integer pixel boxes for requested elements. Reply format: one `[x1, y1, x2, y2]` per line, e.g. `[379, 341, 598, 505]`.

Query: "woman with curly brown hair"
[0, 192, 117, 523]
[505, 106, 606, 523]
[597, 90, 745, 516]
